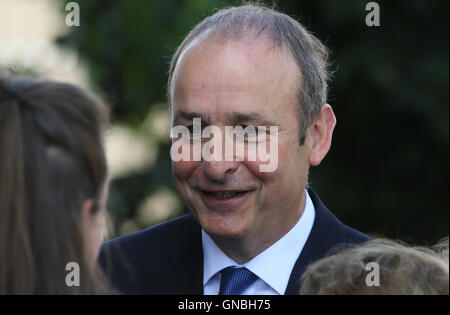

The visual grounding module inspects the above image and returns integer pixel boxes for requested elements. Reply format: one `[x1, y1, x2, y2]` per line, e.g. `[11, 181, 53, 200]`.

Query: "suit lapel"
[284, 189, 348, 295]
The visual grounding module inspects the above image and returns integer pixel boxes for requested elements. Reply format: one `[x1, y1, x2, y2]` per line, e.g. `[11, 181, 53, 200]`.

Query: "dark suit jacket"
[99, 189, 370, 294]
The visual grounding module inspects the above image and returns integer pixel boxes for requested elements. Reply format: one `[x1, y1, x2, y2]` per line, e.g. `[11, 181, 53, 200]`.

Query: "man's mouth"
[198, 188, 255, 208]
[202, 190, 249, 200]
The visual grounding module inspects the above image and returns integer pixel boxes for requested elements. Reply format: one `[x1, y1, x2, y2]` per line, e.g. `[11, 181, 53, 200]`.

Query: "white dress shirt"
[202, 189, 315, 295]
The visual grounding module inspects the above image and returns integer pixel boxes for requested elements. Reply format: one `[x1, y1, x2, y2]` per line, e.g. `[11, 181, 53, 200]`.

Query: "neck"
[211, 191, 306, 265]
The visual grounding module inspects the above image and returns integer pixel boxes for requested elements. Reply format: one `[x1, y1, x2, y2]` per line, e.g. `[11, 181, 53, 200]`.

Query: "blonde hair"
[299, 238, 449, 295]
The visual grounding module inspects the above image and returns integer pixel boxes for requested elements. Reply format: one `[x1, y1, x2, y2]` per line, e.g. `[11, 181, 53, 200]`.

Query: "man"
[100, 4, 370, 295]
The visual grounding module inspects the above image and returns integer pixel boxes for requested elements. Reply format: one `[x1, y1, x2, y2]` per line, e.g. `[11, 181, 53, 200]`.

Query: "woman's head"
[0, 75, 109, 294]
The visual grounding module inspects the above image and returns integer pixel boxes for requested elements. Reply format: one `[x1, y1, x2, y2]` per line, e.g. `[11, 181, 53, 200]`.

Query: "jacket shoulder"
[102, 213, 197, 252]
[342, 224, 371, 244]
[99, 214, 199, 294]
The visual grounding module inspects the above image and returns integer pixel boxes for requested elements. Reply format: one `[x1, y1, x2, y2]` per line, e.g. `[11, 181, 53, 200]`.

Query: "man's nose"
[202, 160, 239, 182]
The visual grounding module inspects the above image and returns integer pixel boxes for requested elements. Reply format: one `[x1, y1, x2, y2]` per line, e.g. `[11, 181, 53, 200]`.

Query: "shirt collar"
[202, 189, 315, 294]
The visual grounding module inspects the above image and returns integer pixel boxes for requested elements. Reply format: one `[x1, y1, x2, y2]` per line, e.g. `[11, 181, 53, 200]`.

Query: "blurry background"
[0, 0, 448, 245]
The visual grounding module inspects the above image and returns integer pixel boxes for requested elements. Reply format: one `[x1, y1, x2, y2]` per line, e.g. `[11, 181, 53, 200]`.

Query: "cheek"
[93, 229, 103, 256]
[95, 213, 106, 244]
[172, 160, 199, 182]
[87, 213, 106, 263]
[244, 160, 274, 182]
[244, 140, 305, 184]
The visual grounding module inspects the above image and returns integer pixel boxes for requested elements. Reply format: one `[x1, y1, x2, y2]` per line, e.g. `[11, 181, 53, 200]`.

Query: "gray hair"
[167, 4, 330, 145]
[299, 238, 449, 295]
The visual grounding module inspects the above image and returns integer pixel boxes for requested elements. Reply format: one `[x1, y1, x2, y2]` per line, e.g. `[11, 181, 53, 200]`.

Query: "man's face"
[171, 38, 312, 243]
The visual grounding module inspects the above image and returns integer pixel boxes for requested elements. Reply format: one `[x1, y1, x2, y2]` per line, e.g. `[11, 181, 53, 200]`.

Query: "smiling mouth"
[201, 190, 250, 200]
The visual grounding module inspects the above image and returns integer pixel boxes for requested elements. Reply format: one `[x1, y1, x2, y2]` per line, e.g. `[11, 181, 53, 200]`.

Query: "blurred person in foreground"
[299, 238, 449, 295]
[0, 75, 111, 294]
[101, 4, 370, 295]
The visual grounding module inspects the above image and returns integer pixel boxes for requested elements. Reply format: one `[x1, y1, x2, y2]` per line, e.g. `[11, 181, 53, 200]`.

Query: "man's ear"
[308, 104, 337, 166]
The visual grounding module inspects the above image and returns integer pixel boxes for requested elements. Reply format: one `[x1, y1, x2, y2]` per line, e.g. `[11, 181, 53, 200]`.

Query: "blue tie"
[218, 267, 258, 295]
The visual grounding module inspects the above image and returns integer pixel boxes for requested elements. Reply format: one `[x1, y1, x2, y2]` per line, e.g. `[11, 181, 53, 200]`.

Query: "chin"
[199, 213, 250, 240]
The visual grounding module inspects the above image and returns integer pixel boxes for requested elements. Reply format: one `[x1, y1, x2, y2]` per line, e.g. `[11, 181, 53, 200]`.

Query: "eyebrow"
[173, 110, 211, 125]
[172, 110, 278, 127]
[225, 112, 278, 127]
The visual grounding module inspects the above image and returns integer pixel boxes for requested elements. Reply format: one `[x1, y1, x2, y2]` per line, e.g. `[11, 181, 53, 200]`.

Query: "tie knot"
[218, 267, 258, 295]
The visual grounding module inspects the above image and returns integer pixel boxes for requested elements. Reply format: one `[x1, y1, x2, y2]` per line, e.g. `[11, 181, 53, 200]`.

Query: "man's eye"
[234, 125, 258, 141]
[186, 125, 201, 134]
[184, 126, 203, 143]
[236, 125, 252, 132]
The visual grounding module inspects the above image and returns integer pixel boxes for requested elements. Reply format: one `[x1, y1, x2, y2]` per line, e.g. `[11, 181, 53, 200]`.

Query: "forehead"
[172, 37, 300, 123]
